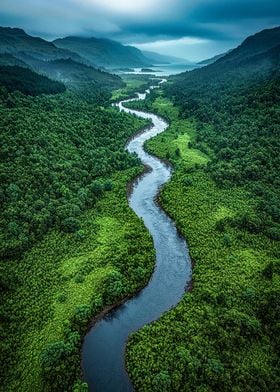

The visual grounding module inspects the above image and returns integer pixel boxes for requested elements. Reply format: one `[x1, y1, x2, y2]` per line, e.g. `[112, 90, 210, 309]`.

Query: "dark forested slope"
[166, 27, 280, 241]
[21, 57, 124, 90]
[0, 70, 155, 391]
[0, 27, 124, 90]
[53, 36, 151, 68]
[0, 86, 143, 259]
[0, 65, 66, 95]
[125, 26, 280, 392]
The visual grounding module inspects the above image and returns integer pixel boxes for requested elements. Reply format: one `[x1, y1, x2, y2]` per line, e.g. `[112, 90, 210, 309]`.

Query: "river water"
[82, 80, 192, 391]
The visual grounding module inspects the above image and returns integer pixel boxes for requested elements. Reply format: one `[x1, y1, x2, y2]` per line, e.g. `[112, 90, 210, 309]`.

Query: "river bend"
[82, 80, 192, 391]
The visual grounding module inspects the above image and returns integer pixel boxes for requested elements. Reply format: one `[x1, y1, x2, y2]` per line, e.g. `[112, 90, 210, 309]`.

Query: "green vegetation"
[0, 75, 155, 391]
[111, 74, 151, 101]
[125, 39, 280, 390]
[1, 24, 279, 392]
[0, 65, 66, 95]
[0, 84, 146, 258]
[0, 27, 124, 90]
[1, 168, 155, 392]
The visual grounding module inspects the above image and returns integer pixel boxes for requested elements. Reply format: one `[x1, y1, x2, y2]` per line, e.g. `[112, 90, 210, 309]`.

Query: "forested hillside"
[0, 27, 124, 90]
[22, 57, 124, 90]
[0, 65, 156, 391]
[0, 65, 66, 95]
[124, 27, 280, 391]
[166, 27, 280, 242]
[53, 36, 151, 68]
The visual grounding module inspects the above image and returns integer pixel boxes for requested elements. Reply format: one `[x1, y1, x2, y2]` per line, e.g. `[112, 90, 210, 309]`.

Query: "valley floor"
[125, 95, 279, 391]
[1, 78, 279, 392]
[1, 169, 155, 392]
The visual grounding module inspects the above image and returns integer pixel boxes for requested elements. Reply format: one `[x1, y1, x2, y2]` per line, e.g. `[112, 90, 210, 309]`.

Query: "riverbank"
[82, 81, 191, 391]
[0, 87, 157, 392]
[125, 94, 279, 391]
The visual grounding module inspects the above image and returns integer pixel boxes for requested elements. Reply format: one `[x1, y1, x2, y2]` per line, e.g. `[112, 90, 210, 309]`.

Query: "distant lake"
[117, 63, 201, 76]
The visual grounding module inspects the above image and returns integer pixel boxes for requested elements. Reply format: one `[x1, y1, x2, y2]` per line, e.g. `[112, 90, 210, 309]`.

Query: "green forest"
[0, 68, 156, 391]
[123, 30, 280, 392]
[0, 20, 280, 392]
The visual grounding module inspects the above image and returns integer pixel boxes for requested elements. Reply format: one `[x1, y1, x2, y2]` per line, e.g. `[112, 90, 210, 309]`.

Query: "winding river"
[82, 80, 192, 391]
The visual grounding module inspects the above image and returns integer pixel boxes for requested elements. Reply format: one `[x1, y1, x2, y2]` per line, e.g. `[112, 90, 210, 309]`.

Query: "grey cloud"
[0, 0, 279, 59]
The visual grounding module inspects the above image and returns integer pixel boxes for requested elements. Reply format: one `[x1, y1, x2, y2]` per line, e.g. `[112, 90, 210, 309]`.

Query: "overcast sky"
[0, 0, 279, 61]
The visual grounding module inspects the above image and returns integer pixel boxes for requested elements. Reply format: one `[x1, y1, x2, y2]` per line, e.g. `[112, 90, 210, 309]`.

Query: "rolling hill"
[170, 26, 280, 88]
[198, 50, 232, 65]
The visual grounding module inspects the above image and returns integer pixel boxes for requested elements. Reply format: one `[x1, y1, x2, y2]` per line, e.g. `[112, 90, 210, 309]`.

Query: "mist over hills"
[0, 26, 193, 91]
[53, 36, 152, 68]
[0, 25, 279, 94]
[1, 15, 280, 392]
[171, 26, 280, 87]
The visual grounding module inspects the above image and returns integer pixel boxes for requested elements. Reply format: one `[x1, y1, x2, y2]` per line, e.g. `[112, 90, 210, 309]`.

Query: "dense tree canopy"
[0, 86, 147, 259]
[0, 65, 66, 95]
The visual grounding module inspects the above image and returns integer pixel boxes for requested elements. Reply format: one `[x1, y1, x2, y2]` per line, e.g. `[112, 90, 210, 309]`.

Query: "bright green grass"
[2, 168, 155, 392]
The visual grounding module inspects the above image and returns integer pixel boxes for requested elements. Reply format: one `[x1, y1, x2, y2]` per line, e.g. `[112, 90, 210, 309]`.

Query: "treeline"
[0, 65, 66, 95]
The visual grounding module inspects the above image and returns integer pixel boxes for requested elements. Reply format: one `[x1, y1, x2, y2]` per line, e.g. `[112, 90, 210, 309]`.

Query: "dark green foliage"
[0, 88, 145, 258]
[0, 65, 66, 95]
[41, 337, 80, 390]
[125, 31, 280, 389]
[0, 73, 155, 392]
[166, 27, 280, 241]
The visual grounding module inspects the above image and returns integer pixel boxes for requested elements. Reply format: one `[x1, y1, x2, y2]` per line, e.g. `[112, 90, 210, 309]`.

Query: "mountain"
[142, 50, 191, 64]
[214, 26, 280, 67]
[171, 26, 280, 85]
[53, 36, 151, 68]
[0, 65, 66, 95]
[198, 50, 232, 65]
[0, 27, 86, 64]
[0, 27, 124, 91]
[29, 58, 124, 90]
[0, 53, 27, 67]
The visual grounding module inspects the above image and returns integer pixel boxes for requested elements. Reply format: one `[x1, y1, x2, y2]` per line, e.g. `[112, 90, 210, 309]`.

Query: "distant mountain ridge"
[0, 27, 124, 91]
[214, 26, 280, 67]
[0, 27, 86, 64]
[172, 26, 280, 83]
[142, 50, 191, 65]
[53, 36, 151, 68]
[0, 26, 191, 73]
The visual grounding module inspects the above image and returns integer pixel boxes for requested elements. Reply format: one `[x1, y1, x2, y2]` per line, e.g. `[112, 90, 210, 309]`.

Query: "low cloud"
[0, 0, 279, 60]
